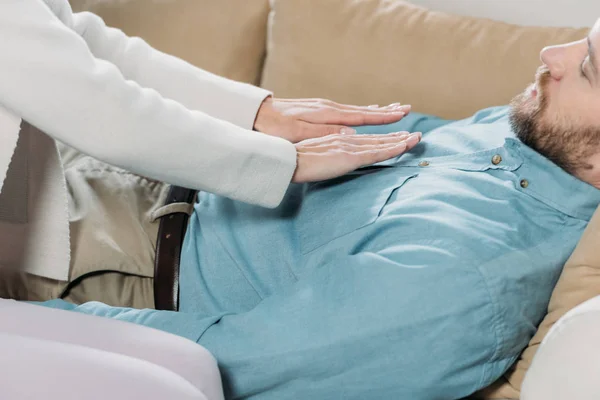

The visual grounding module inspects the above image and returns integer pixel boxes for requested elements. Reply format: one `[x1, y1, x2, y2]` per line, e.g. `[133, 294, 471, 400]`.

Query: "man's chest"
[200, 154, 559, 267]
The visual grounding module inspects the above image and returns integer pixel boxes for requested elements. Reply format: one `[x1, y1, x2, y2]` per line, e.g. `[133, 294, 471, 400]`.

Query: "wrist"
[291, 144, 301, 183]
[253, 96, 275, 132]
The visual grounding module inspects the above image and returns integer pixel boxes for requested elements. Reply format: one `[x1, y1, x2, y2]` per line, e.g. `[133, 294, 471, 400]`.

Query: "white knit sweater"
[0, 0, 297, 280]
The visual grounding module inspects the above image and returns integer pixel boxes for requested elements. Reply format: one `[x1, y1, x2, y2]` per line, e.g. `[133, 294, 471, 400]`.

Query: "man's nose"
[540, 45, 567, 80]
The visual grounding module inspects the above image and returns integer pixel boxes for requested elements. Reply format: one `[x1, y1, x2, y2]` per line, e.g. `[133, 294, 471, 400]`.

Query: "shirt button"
[520, 179, 529, 189]
[418, 161, 430, 167]
[491, 155, 503, 165]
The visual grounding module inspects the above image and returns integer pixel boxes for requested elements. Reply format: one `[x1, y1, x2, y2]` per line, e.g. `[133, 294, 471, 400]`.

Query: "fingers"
[277, 97, 410, 113]
[322, 101, 410, 113]
[352, 134, 421, 166]
[302, 131, 413, 146]
[303, 108, 409, 126]
[271, 98, 412, 143]
[292, 132, 421, 183]
[335, 109, 412, 126]
[300, 132, 421, 155]
[297, 119, 409, 141]
[356, 142, 408, 166]
[308, 133, 413, 149]
[336, 132, 413, 144]
[296, 123, 355, 140]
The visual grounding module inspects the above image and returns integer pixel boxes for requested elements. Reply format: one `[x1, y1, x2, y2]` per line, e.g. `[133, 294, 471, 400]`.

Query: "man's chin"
[508, 92, 540, 145]
[509, 92, 530, 118]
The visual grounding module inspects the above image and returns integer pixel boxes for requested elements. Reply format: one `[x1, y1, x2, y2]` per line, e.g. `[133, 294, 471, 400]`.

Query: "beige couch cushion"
[70, 0, 270, 85]
[261, 0, 589, 119]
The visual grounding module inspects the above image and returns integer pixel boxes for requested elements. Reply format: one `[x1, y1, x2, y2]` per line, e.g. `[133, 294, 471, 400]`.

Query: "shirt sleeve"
[0, 0, 296, 208]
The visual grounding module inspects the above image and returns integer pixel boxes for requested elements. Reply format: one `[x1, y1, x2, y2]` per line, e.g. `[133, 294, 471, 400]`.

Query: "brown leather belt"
[153, 186, 198, 311]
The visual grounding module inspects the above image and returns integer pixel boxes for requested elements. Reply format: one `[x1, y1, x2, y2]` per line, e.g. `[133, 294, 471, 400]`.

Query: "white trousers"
[0, 300, 224, 400]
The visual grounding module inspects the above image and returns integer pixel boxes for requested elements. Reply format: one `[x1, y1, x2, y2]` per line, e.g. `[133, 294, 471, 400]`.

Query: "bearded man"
[29, 19, 600, 400]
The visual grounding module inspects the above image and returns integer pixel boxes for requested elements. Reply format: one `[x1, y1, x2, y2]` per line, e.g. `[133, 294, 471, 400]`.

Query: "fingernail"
[396, 104, 411, 111]
[340, 128, 357, 135]
[406, 136, 419, 145]
[368, 104, 379, 108]
[406, 132, 422, 143]
[387, 103, 401, 108]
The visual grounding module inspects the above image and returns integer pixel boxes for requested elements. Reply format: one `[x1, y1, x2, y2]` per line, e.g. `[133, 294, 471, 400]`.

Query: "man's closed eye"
[581, 57, 590, 81]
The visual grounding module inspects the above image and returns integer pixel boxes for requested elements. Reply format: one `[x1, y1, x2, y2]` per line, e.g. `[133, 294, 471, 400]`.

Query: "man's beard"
[509, 68, 599, 175]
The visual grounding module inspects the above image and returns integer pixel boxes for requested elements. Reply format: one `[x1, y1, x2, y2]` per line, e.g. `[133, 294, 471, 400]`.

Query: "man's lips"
[527, 83, 538, 99]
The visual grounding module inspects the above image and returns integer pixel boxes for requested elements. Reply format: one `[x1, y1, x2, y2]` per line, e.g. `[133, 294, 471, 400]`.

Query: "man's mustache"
[535, 66, 552, 91]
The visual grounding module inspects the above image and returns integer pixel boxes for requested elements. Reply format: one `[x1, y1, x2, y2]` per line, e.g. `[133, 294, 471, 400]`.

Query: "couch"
[56, 0, 600, 399]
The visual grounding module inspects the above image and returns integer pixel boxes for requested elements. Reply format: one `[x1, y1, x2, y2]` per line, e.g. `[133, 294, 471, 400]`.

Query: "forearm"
[0, 0, 295, 208]
[70, 10, 270, 130]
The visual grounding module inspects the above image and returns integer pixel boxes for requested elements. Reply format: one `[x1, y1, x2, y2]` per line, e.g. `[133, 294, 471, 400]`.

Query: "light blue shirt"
[39, 107, 600, 400]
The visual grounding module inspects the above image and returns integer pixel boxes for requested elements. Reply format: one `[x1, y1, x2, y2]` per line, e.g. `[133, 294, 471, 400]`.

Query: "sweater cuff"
[240, 137, 297, 209]
[229, 84, 272, 131]
[261, 140, 297, 208]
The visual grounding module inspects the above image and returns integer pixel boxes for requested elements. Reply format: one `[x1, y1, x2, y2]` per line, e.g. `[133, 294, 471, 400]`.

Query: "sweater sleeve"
[0, 0, 296, 208]
[68, 9, 271, 130]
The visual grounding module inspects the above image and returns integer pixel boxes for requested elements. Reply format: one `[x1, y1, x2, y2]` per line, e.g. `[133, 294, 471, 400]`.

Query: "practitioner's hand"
[254, 97, 411, 143]
[291, 131, 421, 183]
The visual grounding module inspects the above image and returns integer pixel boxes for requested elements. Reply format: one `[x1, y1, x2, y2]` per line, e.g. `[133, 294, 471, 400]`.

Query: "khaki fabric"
[61, 144, 167, 308]
[0, 270, 65, 302]
[59, 144, 165, 283]
[0, 145, 167, 309]
[261, 0, 589, 120]
[0, 271, 154, 309]
[62, 272, 154, 309]
[69, 0, 270, 85]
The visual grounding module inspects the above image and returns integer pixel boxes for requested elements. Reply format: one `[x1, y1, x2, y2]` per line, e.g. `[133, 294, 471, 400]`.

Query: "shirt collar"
[507, 138, 600, 221]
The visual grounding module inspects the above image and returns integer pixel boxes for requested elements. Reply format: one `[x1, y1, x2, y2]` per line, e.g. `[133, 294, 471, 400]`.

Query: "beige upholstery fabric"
[261, 0, 589, 120]
[69, 0, 270, 85]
